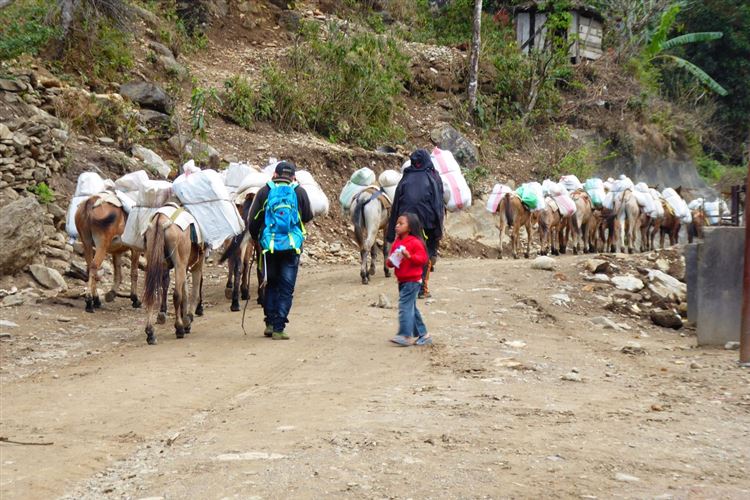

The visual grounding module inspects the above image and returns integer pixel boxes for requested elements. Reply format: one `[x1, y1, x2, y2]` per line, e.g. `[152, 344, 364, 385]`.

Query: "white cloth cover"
[662, 188, 692, 223]
[115, 190, 136, 213]
[235, 171, 271, 198]
[688, 198, 703, 211]
[172, 169, 245, 250]
[612, 175, 634, 193]
[224, 162, 259, 196]
[560, 175, 583, 192]
[648, 189, 665, 218]
[486, 183, 513, 213]
[704, 200, 729, 225]
[66, 172, 109, 239]
[121, 180, 174, 250]
[296, 170, 329, 217]
[431, 147, 471, 212]
[378, 169, 402, 188]
[339, 167, 377, 211]
[550, 184, 576, 217]
[114, 170, 150, 193]
[541, 179, 557, 196]
[602, 191, 615, 210]
[632, 190, 655, 215]
[153, 204, 201, 245]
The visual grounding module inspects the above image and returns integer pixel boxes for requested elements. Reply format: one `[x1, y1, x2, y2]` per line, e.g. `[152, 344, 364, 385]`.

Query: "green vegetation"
[190, 86, 222, 141]
[28, 182, 55, 204]
[0, 0, 58, 60]
[224, 22, 408, 147]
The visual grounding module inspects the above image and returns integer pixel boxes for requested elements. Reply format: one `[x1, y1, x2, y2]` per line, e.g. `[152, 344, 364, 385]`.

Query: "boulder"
[650, 309, 683, 330]
[611, 275, 644, 292]
[147, 40, 174, 58]
[167, 135, 220, 168]
[430, 124, 479, 168]
[119, 81, 173, 114]
[531, 256, 556, 271]
[585, 259, 611, 274]
[29, 264, 68, 290]
[0, 197, 45, 275]
[139, 109, 172, 130]
[132, 145, 172, 178]
[0, 78, 26, 92]
[646, 269, 686, 303]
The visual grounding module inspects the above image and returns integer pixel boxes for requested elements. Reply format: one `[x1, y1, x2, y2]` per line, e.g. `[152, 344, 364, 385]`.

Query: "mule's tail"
[351, 195, 367, 246]
[503, 193, 514, 227]
[219, 232, 248, 264]
[143, 216, 166, 309]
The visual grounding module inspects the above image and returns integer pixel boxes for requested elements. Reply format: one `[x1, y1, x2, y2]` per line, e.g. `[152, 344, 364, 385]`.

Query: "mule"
[142, 211, 205, 345]
[591, 208, 617, 253]
[351, 187, 392, 284]
[687, 208, 706, 243]
[538, 197, 567, 256]
[221, 194, 263, 311]
[614, 189, 641, 253]
[565, 190, 594, 254]
[659, 200, 681, 248]
[74, 194, 141, 313]
[496, 192, 533, 259]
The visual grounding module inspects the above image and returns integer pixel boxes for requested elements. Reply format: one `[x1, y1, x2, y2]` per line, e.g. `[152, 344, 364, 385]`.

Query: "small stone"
[650, 310, 683, 330]
[98, 137, 115, 146]
[29, 264, 68, 290]
[550, 293, 571, 306]
[584, 259, 609, 274]
[611, 275, 644, 292]
[689, 361, 701, 369]
[585, 273, 610, 283]
[591, 316, 622, 331]
[620, 342, 646, 355]
[650, 403, 664, 411]
[615, 472, 640, 482]
[561, 371, 582, 382]
[0, 319, 19, 328]
[531, 256, 556, 271]
[724, 341, 740, 350]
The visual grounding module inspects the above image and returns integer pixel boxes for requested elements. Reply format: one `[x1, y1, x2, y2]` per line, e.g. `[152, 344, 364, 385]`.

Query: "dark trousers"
[263, 251, 300, 332]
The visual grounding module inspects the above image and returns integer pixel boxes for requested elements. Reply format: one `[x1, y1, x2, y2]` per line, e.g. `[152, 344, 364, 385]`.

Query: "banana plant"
[643, 3, 728, 96]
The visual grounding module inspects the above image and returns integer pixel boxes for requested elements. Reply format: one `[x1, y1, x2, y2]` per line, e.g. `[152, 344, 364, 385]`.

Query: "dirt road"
[1, 256, 749, 499]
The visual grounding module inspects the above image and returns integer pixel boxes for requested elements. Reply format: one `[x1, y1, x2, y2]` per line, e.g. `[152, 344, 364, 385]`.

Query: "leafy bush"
[0, 0, 58, 60]
[223, 76, 256, 130]
[244, 22, 408, 147]
[28, 182, 55, 204]
[60, 16, 133, 85]
[190, 86, 222, 140]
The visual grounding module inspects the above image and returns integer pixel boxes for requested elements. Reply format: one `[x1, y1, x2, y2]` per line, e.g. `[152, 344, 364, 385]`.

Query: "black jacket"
[247, 179, 314, 241]
[386, 165, 445, 242]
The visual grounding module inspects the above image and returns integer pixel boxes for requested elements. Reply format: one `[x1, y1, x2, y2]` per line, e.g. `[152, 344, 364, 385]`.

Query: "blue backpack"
[259, 181, 306, 254]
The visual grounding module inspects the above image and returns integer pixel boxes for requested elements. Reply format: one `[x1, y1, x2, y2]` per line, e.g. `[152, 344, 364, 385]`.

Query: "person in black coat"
[386, 149, 445, 298]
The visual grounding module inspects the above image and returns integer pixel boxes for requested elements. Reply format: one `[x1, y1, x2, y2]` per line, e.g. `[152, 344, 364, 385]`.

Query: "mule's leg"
[230, 250, 242, 312]
[368, 243, 377, 277]
[524, 220, 531, 259]
[129, 249, 142, 308]
[195, 274, 204, 316]
[173, 260, 188, 339]
[106, 253, 122, 303]
[225, 253, 235, 300]
[88, 241, 109, 311]
[511, 223, 519, 259]
[157, 268, 169, 324]
[185, 252, 203, 334]
[360, 249, 369, 284]
[497, 216, 505, 259]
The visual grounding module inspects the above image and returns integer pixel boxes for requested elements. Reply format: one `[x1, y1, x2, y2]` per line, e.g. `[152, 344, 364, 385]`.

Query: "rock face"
[29, 264, 67, 290]
[0, 197, 45, 275]
[646, 269, 687, 303]
[430, 124, 479, 168]
[119, 81, 173, 114]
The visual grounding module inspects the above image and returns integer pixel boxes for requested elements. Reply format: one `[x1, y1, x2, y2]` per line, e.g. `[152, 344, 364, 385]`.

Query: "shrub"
[28, 182, 55, 204]
[223, 75, 256, 130]
[0, 0, 58, 60]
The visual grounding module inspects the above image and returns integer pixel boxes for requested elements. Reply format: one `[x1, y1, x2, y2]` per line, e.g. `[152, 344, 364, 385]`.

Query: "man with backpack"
[386, 149, 445, 299]
[247, 161, 314, 340]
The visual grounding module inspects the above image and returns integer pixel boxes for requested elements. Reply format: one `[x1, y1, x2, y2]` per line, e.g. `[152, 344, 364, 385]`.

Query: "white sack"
[172, 169, 244, 249]
[121, 180, 174, 250]
[486, 183, 513, 213]
[431, 147, 471, 212]
[296, 170, 329, 217]
[66, 172, 109, 239]
[224, 162, 259, 195]
[378, 169, 402, 188]
[560, 174, 583, 192]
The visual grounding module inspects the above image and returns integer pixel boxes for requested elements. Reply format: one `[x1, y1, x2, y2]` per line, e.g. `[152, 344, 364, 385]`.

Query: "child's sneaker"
[272, 331, 290, 340]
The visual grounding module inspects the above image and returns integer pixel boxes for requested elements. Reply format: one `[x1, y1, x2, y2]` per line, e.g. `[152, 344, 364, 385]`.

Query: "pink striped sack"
[486, 183, 513, 213]
[431, 147, 472, 212]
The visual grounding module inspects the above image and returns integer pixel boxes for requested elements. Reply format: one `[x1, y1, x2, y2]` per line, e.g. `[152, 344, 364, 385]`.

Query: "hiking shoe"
[264, 324, 273, 337]
[418, 290, 431, 299]
[272, 331, 290, 340]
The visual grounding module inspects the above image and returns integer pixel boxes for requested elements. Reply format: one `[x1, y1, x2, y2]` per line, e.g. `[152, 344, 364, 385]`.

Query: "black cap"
[274, 161, 296, 179]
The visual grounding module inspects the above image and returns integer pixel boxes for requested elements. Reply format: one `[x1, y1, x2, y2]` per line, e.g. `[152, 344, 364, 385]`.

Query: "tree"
[643, 3, 727, 96]
[467, 0, 482, 118]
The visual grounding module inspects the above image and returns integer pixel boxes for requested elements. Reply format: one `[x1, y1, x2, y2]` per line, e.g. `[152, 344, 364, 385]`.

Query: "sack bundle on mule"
[584, 178, 605, 208]
[559, 174, 583, 192]
[633, 182, 656, 216]
[486, 183, 513, 213]
[515, 182, 545, 211]
[113, 170, 151, 214]
[66, 172, 111, 240]
[122, 180, 175, 250]
[378, 169, 402, 203]
[340, 167, 376, 213]
[234, 170, 271, 205]
[173, 169, 245, 250]
[224, 162, 260, 197]
[549, 182, 576, 217]
[648, 188, 665, 218]
[296, 170, 329, 217]
[431, 147, 472, 212]
[662, 187, 692, 224]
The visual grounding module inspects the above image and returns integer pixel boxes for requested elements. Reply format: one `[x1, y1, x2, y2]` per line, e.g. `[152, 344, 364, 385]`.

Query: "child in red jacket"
[386, 212, 432, 346]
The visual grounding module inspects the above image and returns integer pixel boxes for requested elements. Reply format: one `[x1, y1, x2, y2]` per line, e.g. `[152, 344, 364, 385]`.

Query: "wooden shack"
[514, 1, 604, 63]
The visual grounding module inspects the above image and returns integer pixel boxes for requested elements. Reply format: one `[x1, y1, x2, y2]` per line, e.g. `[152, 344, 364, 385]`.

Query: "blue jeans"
[397, 281, 427, 338]
[263, 251, 300, 332]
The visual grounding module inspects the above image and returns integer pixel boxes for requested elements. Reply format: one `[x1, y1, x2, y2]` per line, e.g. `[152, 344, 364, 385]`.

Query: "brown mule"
[659, 200, 681, 248]
[538, 197, 568, 256]
[221, 192, 263, 311]
[74, 194, 141, 313]
[496, 192, 532, 259]
[565, 191, 594, 254]
[142, 212, 205, 345]
[687, 208, 706, 243]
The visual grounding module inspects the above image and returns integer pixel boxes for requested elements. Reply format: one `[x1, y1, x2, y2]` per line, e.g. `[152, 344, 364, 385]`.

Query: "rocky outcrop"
[119, 81, 174, 114]
[0, 197, 45, 275]
[430, 124, 479, 169]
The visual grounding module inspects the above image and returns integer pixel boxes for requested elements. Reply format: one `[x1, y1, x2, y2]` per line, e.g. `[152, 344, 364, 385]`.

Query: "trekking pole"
[241, 246, 258, 336]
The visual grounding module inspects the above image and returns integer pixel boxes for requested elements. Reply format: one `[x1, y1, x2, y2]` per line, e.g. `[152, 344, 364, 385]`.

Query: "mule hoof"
[195, 304, 204, 316]
[85, 304, 94, 313]
[156, 312, 167, 324]
[93, 296, 102, 309]
[131, 295, 142, 309]
[524, 252, 530, 259]
[146, 335, 156, 345]
[241, 288, 250, 301]
[361, 277, 369, 285]
[368, 268, 376, 276]
[513, 254, 519, 260]
[230, 302, 240, 312]
[224, 287, 233, 300]
[104, 290, 116, 303]
[175, 327, 185, 339]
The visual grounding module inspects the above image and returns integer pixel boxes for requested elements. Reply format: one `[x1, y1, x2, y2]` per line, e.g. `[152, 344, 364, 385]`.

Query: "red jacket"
[386, 234, 429, 283]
